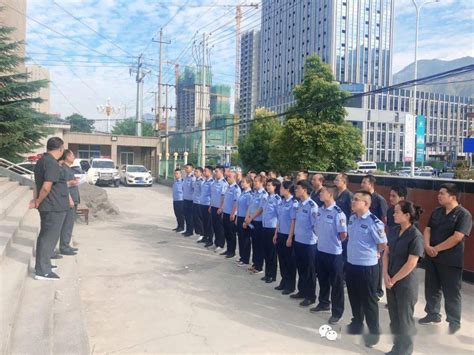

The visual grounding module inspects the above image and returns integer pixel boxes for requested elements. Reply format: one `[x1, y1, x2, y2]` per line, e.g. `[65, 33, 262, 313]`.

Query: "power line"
[52, 1, 135, 57]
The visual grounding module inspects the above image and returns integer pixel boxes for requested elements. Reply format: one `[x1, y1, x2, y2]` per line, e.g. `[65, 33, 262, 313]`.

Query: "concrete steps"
[0, 174, 90, 354]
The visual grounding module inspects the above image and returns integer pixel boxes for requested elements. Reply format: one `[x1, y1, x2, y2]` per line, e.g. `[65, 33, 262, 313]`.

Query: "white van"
[356, 161, 378, 174]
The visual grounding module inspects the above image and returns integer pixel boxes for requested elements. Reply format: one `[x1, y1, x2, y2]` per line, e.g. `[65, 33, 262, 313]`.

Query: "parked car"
[415, 171, 433, 178]
[438, 172, 456, 179]
[120, 165, 153, 187]
[87, 158, 120, 187]
[73, 158, 91, 172]
[356, 161, 377, 174]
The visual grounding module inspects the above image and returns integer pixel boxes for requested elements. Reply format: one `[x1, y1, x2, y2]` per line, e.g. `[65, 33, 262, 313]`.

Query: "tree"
[237, 108, 282, 172]
[270, 55, 364, 172]
[65, 113, 94, 133]
[111, 118, 154, 137]
[0, 25, 49, 162]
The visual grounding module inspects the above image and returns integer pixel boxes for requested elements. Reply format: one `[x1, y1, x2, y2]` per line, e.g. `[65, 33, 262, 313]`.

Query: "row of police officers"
[172, 166, 472, 354]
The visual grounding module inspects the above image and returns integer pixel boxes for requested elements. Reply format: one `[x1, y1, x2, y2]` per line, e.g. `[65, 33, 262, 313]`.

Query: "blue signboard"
[416, 115, 426, 162]
[464, 138, 474, 153]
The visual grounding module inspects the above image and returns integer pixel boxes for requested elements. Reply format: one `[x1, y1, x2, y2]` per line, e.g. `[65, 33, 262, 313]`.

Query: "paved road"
[75, 184, 474, 354]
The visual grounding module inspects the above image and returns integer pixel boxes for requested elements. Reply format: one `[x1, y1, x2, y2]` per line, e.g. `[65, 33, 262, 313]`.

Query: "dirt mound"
[78, 183, 120, 221]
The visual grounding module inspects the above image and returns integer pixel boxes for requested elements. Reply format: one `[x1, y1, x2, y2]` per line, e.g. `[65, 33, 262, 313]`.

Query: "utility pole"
[233, 3, 242, 146]
[135, 55, 144, 136]
[200, 33, 208, 167]
[165, 84, 169, 160]
[153, 29, 171, 132]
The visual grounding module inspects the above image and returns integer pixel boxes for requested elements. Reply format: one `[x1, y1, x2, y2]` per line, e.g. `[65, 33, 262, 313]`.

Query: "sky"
[18, 0, 474, 130]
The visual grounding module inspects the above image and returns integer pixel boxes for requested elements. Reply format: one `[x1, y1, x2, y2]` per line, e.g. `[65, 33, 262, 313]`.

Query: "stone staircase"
[0, 174, 90, 354]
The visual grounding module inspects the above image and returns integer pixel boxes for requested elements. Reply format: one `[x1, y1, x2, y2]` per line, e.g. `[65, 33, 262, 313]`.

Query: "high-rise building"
[26, 64, 50, 113]
[210, 85, 231, 117]
[258, 0, 394, 113]
[238, 30, 260, 136]
[0, 0, 27, 73]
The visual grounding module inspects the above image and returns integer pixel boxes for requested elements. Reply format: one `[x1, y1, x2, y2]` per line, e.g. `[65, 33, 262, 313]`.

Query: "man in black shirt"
[30, 137, 70, 280]
[420, 183, 472, 334]
[310, 173, 324, 207]
[361, 174, 388, 299]
[334, 173, 353, 267]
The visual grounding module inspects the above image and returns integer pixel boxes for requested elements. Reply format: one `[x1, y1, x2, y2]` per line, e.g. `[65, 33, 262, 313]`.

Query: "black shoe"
[59, 249, 77, 256]
[274, 285, 285, 291]
[265, 278, 276, 284]
[204, 242, 213, 248]
[34, 272, 60, 280]
[290, 292, 305, 299]
[299, 299, 315, 307]
[220, 250, 228, 256]
[51, 253, 63, 260]
[347, 321, 364, 335]
[176, 228, 185, 233]
[364, 333, 380, 348]
[282, 289, 294, 295]
[183, 232, 193, 237]
[328, 316, 341, 325]
[419, 314, 442, 325]
[449, 323, 460, 334]
[310, 304, 331, 313]
[70, 247, 79, 252]
[261, 276, 269, 281]
[172, 227, 179, 231]
[225, 253, 235, 259]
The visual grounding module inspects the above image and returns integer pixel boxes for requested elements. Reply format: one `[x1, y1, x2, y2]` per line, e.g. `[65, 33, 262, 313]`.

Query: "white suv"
[87, 158, 120, 187]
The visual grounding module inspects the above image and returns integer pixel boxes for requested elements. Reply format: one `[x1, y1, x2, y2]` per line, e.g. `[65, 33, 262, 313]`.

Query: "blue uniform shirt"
[262, 193, 281, 228]
[237, 188, 252, 218]
[172, 178, 184, 201]
[347, 211, 387, 266]
[223, 182, 241, 214]
[199, 177, 214, 206]
[277, 196, 298, 235]
[316, 203, 347, 255]
[183, 173, 195, 201]
[210, 177, 228, 208]
[248, 188, 268, 222]
[193, 177, 204, 204]
[293, 197, 319, 245]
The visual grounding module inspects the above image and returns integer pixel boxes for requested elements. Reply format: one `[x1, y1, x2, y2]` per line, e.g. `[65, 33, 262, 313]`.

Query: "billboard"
[464, 138, 474, 153]
[404, 114, 415, 162]
[416, 115, 426, 162]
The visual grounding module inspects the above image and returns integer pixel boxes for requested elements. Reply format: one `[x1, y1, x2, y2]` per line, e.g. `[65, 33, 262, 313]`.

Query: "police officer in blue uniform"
[193, 167, 204, 241]
[182, 164, 196, 237]
[210, 166, 228, 253]
[290, 180, 319, 307]
[172, 168, 185, 233]
[274, 180, 298, 294]
[222, 170, 241, 258]
[244, 175, 268, 274]
[236, 176, 253, 266]
[312, 186, 347, 325]
[200, 166, 214, 246]
[346, 190, 387, 348]
[261, 178, 281, 283]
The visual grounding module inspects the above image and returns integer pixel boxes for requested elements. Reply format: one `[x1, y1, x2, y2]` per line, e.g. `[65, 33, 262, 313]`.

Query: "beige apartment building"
[26, 64, 50, 113]
[0, 0, 27, 72]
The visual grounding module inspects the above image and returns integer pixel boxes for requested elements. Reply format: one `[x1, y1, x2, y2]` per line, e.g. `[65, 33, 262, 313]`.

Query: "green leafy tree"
[111, 117, 154, 137]
[271, 55, 364, 172]
[238, 108, 282, 172]
[65, 113, 94, 133]
[0, 25, 49, 162]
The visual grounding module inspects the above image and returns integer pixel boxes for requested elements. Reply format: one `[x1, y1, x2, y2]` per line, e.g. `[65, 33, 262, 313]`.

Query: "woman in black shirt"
[383, 201, 424, 355]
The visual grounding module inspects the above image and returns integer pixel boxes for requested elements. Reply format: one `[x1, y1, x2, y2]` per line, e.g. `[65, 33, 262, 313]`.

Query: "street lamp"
[410, 0, 440, 176]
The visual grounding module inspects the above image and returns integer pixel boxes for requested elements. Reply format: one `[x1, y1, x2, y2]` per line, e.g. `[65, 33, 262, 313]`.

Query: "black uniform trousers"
[276, 233, 296, 291]
[223, 213, 237, 254]
[424, 258, 463, 326]
[346, 262, 380, 335]
[183, 199, 194, 234]
[294, 241, 317, 302]
[387, 277, 418, 355]
[377, 254, 384, 298]
[317, 251, 345, 319]
[35, 211, 67, 275]
[173, 200, 185, 230]
[59, 205, 76, 251]
[200, 204, 213, 243]
[262, 227, 277, 280]
[193, 203, 203, 236]
[237, 216, 251, 264]
[211, 207, 225, 248]
[250, 221, 264, 271]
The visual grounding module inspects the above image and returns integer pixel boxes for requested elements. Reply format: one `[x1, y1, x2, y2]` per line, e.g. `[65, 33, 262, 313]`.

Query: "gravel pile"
[78, 183, 120, 221]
